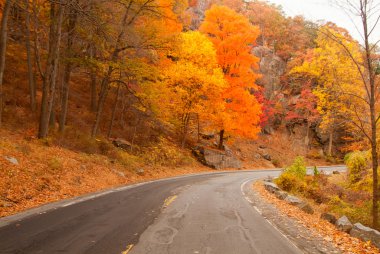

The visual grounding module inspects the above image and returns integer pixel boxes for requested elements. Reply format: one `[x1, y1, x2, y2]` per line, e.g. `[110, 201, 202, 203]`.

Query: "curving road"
[0, 167, 345, 254]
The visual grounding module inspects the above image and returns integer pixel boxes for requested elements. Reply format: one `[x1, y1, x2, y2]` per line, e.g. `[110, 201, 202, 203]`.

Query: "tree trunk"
[218, 129, 225, 150]
[91, 70, 111, 137]
[197, 114, 200, 142]
[0, 0, 14, 127]
[328, 130, 333, 156]
[49, 96, 56, 128]
[89, 45, 97, 112]
[362, 0, 379, 229]
[91, 8, 130, 138]
[38, 1, 64, 138]
[25, 0, 36, 112]
[90, 72, 97, 112]
[58, 62, 72, 132]
[59, 1, 78, 132]
[305, 121, 310, 150]
[181, 113, 190, 149]
[107, 83, 121, 138]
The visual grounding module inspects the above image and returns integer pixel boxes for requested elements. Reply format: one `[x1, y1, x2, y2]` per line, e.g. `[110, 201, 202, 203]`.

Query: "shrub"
[344, 151, 370, 184]
[275, 172, 306, 193]
[328, 195, 373, 228]
[284, 156, 307, 179]
[275, 157, 307, 193]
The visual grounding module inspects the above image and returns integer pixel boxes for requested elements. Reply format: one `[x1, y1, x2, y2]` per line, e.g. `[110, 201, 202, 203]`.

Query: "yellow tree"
[291, 24, 366, 156]
[200, 5, 262, 149]
[145, 31, 226, 147]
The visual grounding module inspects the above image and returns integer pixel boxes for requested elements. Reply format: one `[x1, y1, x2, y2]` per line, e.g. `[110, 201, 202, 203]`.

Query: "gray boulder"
[350, 223, 380, 248]
[263, 182, 280, 193]
[285, 195, 314, 214]
[285, 195, 303, 206]
[274, 191, 288, 200]
[336, 216, 353, 233]
[297, 203, 314, 214]
[321, 213, 337, 224]
[192, 146, 242, 170]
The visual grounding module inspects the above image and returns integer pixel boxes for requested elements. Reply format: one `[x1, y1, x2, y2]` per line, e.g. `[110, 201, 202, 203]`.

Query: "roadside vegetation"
[276, 155, 377, 230]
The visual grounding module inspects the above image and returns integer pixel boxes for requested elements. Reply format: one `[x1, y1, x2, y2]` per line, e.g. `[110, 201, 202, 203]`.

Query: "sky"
[266, 0, 380, 43]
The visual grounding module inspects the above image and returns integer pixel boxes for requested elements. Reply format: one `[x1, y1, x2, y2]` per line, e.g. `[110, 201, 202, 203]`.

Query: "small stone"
[321, 213, 337, 224]
[263, 176, 273, 182]
[336, 216, 353, 233]
[111, 168, 125, 177]
[263, 154, 272, 161]
[285, 195, 303, 205]
[4, 156, 18, 165]
[136, 169, 145, 176]
[263, 182, 280, 193]
[274, 191, 288, 200]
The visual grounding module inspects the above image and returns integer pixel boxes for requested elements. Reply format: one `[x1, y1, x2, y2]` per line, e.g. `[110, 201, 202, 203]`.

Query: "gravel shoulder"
[245, 182, 379, 254]
[245, 182, 340, 253]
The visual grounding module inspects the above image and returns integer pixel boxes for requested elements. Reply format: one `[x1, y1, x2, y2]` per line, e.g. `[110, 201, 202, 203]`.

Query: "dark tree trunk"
[0, 0, 14, 127]
[218, 129, 225, 150]
[59, 1, 78, 132]
[197, 114, 200, 142]
[90, 72, 97, 112]
[25, 0, 36, 112]
[181, 113, 190, 149]
[107, 83, 121, 138]
[91, 70, 111, 137]
[89, 45, 97, 112]
[38, 0, 64, 138]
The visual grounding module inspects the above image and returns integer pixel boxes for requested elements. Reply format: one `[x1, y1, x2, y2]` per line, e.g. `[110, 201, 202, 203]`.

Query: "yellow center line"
[163, 195, 177, 208]
[121, 244, 134, 254]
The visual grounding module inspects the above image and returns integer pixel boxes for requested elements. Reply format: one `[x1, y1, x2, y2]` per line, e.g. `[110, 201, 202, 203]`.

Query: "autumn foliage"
[200, 5, 262, 143]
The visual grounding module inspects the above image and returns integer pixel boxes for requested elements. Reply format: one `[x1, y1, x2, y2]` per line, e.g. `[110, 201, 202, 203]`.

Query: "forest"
[0, 0, 379, 237]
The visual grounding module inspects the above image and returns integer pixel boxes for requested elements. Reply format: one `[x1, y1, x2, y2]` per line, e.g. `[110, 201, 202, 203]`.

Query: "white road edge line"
[240, 178, 305, 254]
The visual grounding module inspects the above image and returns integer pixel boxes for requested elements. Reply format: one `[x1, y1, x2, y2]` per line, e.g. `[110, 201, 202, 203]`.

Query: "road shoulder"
[243, 181, 341, 254]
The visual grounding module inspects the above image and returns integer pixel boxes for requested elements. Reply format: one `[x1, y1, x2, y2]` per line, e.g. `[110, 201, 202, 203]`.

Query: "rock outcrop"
[192, 146, 242, 169]
[350, 223, 380, 248]
[252, 46, 286, 98]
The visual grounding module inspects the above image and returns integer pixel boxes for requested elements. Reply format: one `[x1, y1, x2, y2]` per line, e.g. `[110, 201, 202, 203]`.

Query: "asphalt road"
[0, 166, 345, 254]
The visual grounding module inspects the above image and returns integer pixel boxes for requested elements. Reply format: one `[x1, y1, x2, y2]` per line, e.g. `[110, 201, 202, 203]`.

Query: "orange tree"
[200, 5, 262, 149]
